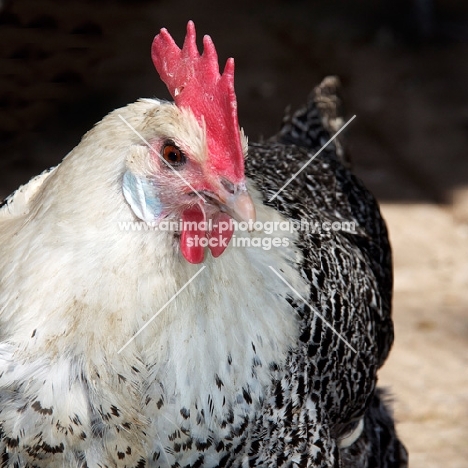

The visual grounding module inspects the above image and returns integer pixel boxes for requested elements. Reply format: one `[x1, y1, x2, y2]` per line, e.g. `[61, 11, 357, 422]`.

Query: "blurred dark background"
[1, 0, 467, 205]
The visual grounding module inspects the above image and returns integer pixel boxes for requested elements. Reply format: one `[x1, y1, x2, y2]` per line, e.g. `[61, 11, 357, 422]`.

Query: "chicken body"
[0, 54, 407, 468]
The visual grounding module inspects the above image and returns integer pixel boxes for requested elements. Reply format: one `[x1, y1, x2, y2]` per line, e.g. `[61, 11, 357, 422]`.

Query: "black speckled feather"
[236, 76, 407, 467]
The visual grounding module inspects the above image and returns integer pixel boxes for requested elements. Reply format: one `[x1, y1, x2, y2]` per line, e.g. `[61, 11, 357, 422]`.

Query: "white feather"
[0, 98, 307, 467]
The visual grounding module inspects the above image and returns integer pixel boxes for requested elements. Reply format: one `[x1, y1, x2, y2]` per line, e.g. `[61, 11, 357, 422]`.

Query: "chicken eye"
[337, 418, 364, 449]
[162, 144, 186, 167]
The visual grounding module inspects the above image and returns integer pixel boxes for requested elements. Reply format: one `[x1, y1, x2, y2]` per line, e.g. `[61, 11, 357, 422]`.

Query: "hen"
[0, 21, 407, 468]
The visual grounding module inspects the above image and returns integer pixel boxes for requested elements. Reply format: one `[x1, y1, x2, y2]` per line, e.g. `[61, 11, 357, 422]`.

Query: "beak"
[220, 189, 256, 227]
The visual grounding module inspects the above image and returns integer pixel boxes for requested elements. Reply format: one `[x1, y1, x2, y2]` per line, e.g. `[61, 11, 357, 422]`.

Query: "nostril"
[220, 178, 236, 194]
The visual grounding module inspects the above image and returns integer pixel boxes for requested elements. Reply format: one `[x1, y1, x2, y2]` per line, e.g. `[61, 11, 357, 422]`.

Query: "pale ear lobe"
[123, 145, 163, 223]
[122, 170, 163, 223]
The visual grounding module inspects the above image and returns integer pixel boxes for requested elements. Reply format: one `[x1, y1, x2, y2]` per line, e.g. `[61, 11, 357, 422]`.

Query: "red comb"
[151, 21, 245, 183]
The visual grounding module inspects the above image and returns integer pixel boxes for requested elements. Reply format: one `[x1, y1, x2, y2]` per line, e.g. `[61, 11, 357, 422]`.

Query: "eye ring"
[162, 143, 186, 167]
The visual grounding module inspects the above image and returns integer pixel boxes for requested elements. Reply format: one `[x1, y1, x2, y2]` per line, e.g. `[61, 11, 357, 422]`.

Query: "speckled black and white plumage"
[0, 77, 407, 468]
[240, 77, 407, 467]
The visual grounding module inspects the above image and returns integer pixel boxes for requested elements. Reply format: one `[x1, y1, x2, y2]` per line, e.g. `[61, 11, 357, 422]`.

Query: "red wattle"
[180, 205, 206, 264]
[208, 212, 234, 258]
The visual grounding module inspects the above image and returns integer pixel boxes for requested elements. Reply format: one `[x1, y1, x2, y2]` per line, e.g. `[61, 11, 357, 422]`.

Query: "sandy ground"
[379, 204, 468, 468]
[1, 1, 468, 466]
